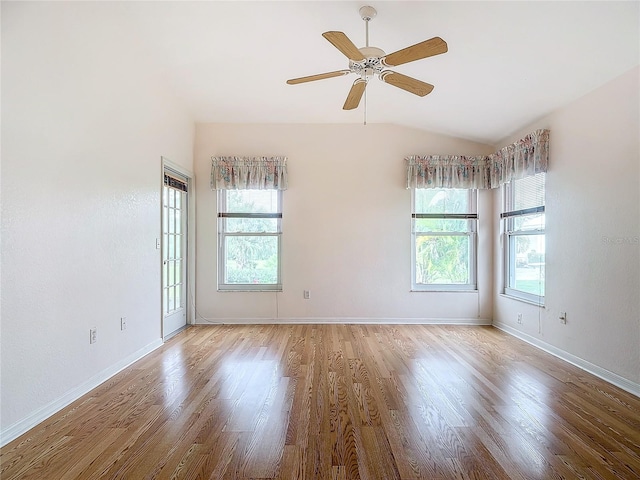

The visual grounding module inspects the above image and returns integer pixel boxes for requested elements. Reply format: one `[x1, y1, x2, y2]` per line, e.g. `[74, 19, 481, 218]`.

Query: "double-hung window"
[502, 172, 545, 303]
[218, 189, 282, 291]
[412, 188, 477, 290]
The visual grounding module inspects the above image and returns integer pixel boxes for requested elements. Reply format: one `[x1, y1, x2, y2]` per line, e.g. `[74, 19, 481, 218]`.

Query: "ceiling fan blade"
[287, 70, 350, 85]
[343, 79, 367, 110]
[382, 37, 448, 67]
[380, 71, 434, 97]
[322, 31, 365, 61]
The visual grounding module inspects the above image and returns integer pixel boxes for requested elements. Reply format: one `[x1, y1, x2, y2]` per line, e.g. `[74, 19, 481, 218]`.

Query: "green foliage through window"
[413, 189, 476, 289]
[218, 190, 281, 290]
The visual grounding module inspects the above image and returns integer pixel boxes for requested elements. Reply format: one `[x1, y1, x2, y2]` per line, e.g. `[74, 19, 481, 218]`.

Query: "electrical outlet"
[303, 290, 311, 299]
[121, 317, 127, 330]
[559, 312, 567, 324]
[90, 327, 97, 344]
[517, 313, 523, 324]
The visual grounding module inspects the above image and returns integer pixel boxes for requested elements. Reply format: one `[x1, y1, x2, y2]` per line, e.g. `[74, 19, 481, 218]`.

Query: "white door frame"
[161, 157, 195, 340]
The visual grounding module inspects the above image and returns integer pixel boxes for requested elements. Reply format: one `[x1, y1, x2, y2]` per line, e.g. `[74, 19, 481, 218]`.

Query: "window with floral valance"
[211, 156, 288, 291]
[210, 156, 288, 190]
[406, 129, 549, 189]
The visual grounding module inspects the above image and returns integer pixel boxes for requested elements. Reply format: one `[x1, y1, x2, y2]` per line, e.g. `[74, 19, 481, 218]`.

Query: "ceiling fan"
[286, 5, 448, 111]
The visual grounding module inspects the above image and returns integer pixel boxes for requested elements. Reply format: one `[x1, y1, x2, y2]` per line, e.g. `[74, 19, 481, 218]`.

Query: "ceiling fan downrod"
[359, 5, 377, 47]
[359, 5, 377, 126]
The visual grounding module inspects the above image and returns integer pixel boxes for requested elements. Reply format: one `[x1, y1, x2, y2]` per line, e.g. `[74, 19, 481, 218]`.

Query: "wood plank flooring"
[2, 324, 639, 479]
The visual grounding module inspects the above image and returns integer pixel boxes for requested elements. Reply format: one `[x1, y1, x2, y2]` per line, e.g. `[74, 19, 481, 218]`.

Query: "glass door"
[162, 170, 188, 339]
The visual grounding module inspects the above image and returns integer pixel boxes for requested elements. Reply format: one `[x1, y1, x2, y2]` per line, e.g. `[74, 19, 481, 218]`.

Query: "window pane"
[224, 235, 279, 284]
[227, 190, 279, 213]
[512, 212, 545, 232]
[415, 218, 470, 233]
[226, 217, 278, 233]
[415, 188, 469, 214]
[509, 234, 545, 296]
[415, 235, 470, 284]
[513, 172, 545, 210]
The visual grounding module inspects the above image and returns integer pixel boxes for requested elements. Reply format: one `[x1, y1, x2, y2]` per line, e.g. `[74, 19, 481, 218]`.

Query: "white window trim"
[217, 190, 283, 292]
[411, 188, 478, 292]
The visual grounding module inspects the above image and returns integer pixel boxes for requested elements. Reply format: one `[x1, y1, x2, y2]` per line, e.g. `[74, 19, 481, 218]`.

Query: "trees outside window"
[412, 188, 477, 290]
[218, 190, 282, 291]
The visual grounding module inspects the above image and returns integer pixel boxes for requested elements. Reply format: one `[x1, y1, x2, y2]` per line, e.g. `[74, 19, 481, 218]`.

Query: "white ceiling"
[121, 2, 638, 144]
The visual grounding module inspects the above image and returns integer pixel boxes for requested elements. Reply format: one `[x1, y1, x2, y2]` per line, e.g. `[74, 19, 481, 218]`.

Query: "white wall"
[194, 123, 494, 324]
[493, 67, 640, 390]
[1, 2, 194, 441]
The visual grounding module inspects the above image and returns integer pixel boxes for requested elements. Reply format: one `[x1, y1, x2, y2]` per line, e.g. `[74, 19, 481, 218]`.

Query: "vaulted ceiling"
[21, 1, 640, 145]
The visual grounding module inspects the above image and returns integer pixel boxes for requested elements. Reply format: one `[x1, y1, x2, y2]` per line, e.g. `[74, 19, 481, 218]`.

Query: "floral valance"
[211, 156, 288, 190]
[406, 129, 549, 189]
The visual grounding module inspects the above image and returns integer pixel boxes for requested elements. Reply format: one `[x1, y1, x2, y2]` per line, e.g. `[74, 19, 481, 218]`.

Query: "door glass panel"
[175, 235, 181, 259]
[168, 208, 175, 234]
[175, 284, 181, 309]
[174, 259, 182, 284]
[168, 286, 175, 311]
[162, 179, 187, 319]
[175, 209, 181, 232]
[168, 236, 175, 260]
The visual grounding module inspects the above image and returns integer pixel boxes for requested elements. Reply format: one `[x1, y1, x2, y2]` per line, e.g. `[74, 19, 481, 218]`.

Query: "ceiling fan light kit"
[287, 5, 448, 112]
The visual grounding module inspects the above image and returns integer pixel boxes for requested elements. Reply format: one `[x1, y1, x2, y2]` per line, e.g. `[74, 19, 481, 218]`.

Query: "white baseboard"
[0, 339, 164, 447]
[196, 317, 492, 326]
[493, 321, 640, 398]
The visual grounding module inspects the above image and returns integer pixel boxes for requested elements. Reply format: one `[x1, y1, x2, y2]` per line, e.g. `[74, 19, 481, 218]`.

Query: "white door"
[162, 170, 188, 339]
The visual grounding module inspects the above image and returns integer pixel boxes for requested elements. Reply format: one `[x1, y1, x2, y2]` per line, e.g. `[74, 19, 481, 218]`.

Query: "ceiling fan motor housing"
[350, 46, 385, 80]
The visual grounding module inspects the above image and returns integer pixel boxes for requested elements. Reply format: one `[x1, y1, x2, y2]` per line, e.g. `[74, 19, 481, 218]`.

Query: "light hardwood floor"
[1, 324, 639, 479]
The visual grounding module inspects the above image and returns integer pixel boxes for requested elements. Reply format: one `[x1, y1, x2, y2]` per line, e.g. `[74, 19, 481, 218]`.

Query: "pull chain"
[364, 16, 369, 125]
[364, 88, 367, 125]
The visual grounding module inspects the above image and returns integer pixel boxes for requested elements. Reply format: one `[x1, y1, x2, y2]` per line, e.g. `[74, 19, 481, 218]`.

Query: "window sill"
[411, 289, 478, 293]
[218, 287, 282, 293]
[499, 293, 545, 307]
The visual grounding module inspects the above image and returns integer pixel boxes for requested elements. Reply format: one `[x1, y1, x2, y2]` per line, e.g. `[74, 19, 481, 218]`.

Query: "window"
[218, 189, 282, 291]
[412, 188, 477, 290]
[502, 172, 545, 303]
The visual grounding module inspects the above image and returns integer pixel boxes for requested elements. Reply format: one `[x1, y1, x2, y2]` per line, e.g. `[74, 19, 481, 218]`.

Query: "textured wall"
[194, 123, 494, 323]
[1, 2, 194, 434]
[493, 67, 640, 386]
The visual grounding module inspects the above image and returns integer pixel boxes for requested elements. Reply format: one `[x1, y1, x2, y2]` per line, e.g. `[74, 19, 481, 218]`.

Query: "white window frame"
[217, 189, 282, 292]
[411, 188, 478, 291]
[502, 174, 545, 304]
